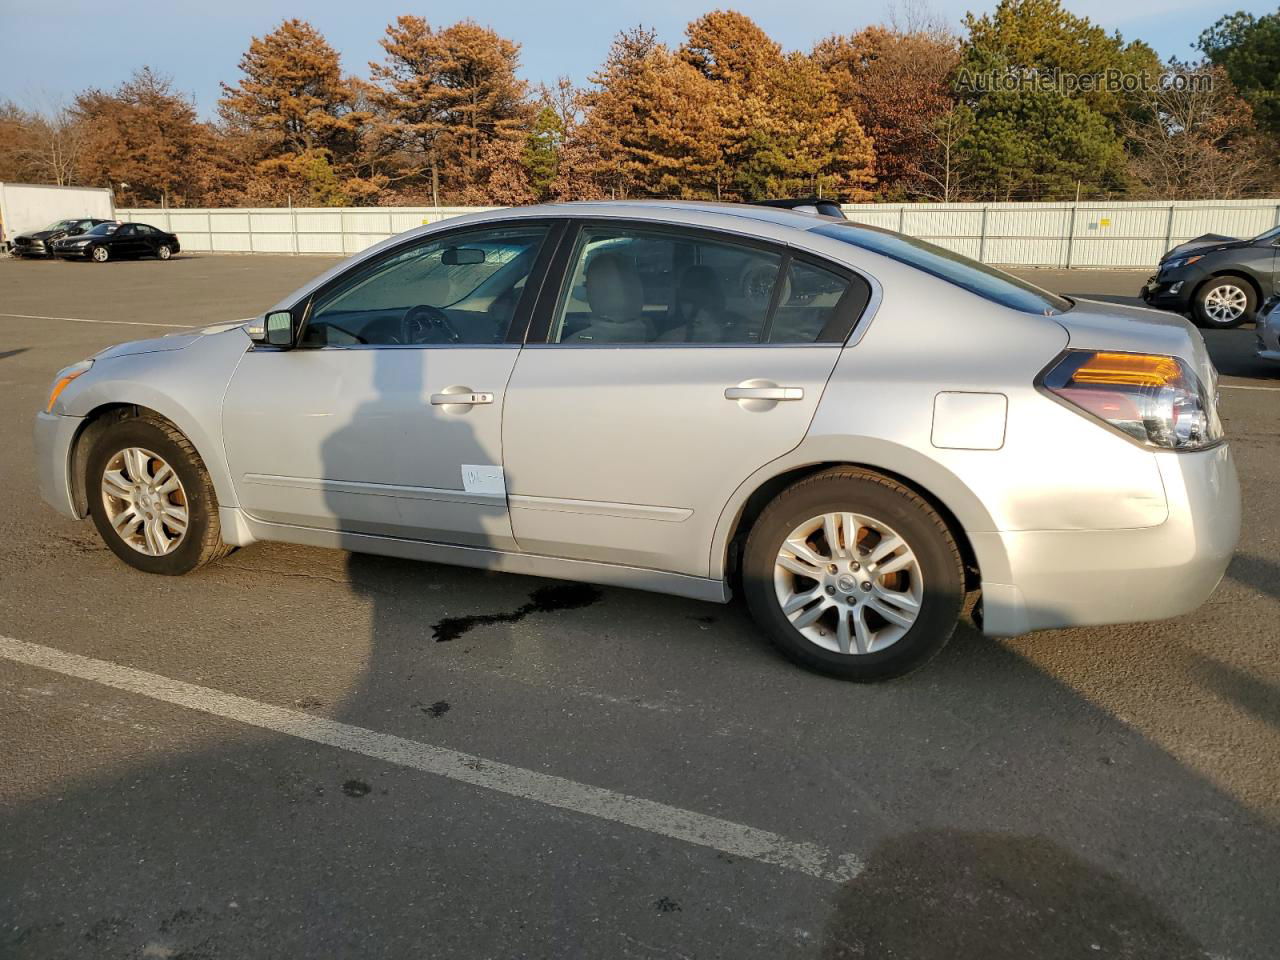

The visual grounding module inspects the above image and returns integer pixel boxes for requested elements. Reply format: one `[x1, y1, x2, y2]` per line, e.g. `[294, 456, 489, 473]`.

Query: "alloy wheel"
[1204, 284, 1248, 324]
[101, 447, 189, 556]
[773, 511, 923, 655]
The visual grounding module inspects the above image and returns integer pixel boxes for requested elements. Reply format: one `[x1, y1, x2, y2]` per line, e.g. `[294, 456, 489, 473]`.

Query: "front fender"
[57, 329, 250, 511]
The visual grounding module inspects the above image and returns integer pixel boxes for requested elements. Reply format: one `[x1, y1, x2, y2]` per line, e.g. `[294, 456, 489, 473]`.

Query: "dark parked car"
[1142, 224, 1280, 328]
[11, 218, 113, 258]
[51, 221, 180, 263]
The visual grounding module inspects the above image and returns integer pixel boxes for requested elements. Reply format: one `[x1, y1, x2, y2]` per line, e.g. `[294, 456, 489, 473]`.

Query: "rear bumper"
[34, 411, 85, 520]
[978, 443, 1240, 636]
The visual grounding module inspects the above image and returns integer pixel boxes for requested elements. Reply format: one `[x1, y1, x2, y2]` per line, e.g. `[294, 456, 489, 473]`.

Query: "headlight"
[46, 360, 93, 412]
[1042, 351, 1223, 450]
[69, 239, 90, 247]
[1163, 255, 1203, 271]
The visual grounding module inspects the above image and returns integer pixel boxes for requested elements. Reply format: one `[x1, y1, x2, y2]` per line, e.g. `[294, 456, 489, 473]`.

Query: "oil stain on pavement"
[431, 583, 602, 642]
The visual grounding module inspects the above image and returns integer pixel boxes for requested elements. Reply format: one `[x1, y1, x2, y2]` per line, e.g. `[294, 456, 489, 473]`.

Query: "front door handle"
[724, 386, 804, 401]
[431, 390, 494, 406]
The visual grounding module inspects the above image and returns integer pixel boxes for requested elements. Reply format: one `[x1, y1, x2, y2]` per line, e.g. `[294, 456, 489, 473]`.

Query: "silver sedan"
[34, 202, 1241, 680]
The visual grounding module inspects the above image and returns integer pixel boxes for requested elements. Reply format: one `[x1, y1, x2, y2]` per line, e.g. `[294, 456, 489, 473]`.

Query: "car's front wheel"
[742, 468, 965, 680]
[156, 244, 172, 260]
[90, 245, 109, 263]
[86, 415, 230, 574]
[1194, 277, 1254, 328]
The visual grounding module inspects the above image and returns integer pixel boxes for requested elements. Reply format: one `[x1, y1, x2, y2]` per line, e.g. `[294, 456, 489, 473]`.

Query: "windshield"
[813, 222, 1072, 316]
[43, 220, 75, 232]
[1252, 226, 1280, 244]
[85, 223, 119, 236]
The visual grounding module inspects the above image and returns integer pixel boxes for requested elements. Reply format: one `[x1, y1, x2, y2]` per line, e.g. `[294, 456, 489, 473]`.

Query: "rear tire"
[90, 245, 109, 263]
[156, 244, 172, 260]
[86, 415, 230, 575]
[742, 468, 965, 681]
[1194, 277, 1254, 328]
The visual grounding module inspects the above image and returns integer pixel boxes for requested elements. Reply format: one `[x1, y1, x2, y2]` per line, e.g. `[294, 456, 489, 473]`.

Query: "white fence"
[117, 199, 1280, 269]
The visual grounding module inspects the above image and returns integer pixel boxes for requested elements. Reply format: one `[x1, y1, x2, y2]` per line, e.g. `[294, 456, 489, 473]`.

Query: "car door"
[222, 219, 559, 549]
[502, 220, 870, 577]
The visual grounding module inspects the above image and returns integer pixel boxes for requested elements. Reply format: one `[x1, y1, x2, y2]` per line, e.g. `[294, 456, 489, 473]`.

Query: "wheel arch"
[1196, 270, 1263, 308]
[67, 401, 233, 518]
[712, 439, 1003, 591]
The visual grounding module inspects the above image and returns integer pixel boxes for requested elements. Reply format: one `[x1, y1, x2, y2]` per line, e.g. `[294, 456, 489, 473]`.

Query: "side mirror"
[249, 310, 298, 348]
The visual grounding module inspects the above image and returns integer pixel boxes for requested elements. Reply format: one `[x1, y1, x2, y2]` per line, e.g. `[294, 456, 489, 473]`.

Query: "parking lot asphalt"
[1, 253, 1277, 960]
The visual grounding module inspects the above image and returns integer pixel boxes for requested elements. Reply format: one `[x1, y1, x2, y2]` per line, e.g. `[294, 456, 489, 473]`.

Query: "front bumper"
[34, 411, 86, 520]
[12, 239, 49, 257]
[1140, 274, 1194, 311]
[977, 443, 1240, 636]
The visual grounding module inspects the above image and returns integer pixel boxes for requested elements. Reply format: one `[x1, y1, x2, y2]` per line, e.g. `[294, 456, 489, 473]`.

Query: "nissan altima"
[34, 202, 1241, 680]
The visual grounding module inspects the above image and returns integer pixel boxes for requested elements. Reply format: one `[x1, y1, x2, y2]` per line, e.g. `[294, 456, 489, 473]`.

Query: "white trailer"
[0, 183, 115, 252]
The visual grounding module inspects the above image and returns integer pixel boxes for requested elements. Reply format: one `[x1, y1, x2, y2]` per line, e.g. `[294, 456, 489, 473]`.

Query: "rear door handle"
[431, 391, 494, 405]
[724, 386, 804, 401]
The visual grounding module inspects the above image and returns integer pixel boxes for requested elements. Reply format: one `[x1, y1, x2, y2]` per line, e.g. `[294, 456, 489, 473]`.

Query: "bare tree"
[0, 100, 85, 185]
[917, 104, 973, 201]
[1126, 62, 1267, 199]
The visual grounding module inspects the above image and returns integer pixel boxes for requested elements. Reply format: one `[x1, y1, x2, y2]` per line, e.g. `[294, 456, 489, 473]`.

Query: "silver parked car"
[1257, 296, 1280, 364]
[34, 202, 1241, 680]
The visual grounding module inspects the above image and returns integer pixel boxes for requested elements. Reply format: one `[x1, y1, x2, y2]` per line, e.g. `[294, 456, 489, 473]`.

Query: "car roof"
[535, 199, 846, 232]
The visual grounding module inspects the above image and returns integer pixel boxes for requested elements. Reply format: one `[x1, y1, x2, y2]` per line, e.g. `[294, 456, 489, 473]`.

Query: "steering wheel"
[401, 304, 460, 345]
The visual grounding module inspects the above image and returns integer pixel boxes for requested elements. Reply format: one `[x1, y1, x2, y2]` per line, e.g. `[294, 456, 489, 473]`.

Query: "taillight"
[1042, 351, 1223, 450]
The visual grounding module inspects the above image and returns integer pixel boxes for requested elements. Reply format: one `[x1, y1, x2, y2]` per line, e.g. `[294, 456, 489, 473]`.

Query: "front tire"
[1194, 277, 1254, 328]
[87, 415, 230, 575]
[742, 468, 965, 681]
[156, 244, 172, 260]
[90, 245, 109, 263]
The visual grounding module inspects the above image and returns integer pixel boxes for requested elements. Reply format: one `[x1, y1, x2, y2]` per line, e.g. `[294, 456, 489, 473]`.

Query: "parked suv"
[1142, 225, 1280, 328]
[34, 202, 1240, 680]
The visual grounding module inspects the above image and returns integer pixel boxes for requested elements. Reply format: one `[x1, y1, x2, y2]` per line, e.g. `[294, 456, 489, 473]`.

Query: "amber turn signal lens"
[1070, 352, 1182, 388]
[45, 361, 93, 412]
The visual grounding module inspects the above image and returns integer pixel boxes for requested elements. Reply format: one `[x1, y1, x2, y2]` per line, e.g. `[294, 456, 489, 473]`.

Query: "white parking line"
[1220, 384, 1280, 392]
[0, 312, 195, 329]
[0, 635, 863, 883]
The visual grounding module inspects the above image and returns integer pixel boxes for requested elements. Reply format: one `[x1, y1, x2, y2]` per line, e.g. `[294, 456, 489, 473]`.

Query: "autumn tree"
[368, 16, 532, 205]
[219, 19, 370, 204]
[72, 68, 218, 207]
[571, 28, 727, 199]
[815, 26, 961, 198]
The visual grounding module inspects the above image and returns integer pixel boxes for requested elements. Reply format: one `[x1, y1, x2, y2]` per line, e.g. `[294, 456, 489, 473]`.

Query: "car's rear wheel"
[156, 244, 172, 260]
[1194, 277, 1254, 328]
[87, 415, 230, 575]
[90, 245, 109, 263]
[742, 468, 965, 680]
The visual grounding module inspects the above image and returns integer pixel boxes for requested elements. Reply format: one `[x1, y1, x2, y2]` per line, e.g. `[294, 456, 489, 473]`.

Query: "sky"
[1, 0, 1273, 118]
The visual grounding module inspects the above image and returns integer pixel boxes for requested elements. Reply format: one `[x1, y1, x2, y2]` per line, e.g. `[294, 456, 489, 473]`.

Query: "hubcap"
[92, 247, 107, 261]
[773, 512, 923, 655]
[101, 447, 189, 556]
[159, 246, 170, 259]
[1204, 284, 1247, 323]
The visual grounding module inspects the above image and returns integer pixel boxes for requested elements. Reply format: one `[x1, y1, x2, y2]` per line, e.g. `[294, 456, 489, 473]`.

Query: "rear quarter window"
[813, 222, 1070, 315]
